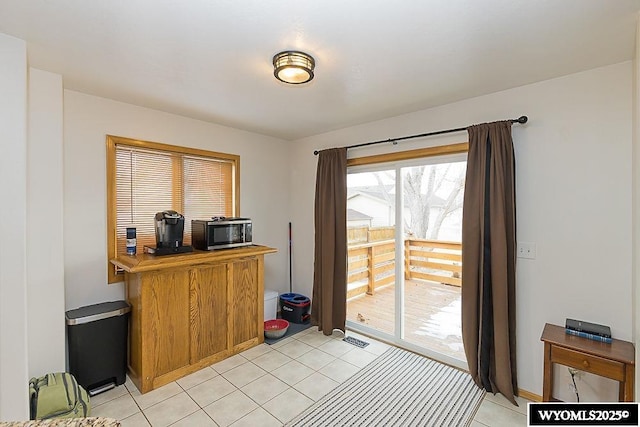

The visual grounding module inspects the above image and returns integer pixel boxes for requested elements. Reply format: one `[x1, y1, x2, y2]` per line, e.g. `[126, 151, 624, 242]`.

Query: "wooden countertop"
[111, 244, 277, 273]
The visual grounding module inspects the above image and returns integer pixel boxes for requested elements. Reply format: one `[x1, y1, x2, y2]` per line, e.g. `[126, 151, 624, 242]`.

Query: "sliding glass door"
[400, 161, 466, 363]
[346, 155, 467, 368]
[345, 168, 396, 336]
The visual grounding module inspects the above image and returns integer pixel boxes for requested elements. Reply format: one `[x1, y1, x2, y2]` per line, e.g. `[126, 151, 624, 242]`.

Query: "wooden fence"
[347, 226, 395, 244]
[347, 238, 462, 299]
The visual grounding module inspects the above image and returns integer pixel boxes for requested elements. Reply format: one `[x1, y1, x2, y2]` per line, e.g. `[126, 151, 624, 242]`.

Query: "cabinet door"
[190, 264, 229, 363]
[231, 257, 259, 349]
[144, 269, 190, 378]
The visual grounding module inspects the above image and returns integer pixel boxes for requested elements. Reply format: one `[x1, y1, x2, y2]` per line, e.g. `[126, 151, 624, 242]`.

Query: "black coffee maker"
[153, 210, 193, 255]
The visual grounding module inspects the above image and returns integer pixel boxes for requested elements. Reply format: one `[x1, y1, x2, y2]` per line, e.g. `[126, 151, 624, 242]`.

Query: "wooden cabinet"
[540, 323, 635, 402]
[112, 246, 276, 393]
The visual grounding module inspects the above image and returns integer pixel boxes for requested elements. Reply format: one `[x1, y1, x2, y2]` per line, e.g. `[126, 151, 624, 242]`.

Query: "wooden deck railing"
[347, 238, 462, 299]
[347, 240, 396, 299]
[405, 238, 462, 287]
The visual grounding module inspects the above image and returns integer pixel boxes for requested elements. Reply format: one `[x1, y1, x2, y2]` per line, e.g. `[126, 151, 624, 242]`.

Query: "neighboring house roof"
[348, 185, 446, 208]
[347, 185, 394, 203]
[347, 209, 373, 221]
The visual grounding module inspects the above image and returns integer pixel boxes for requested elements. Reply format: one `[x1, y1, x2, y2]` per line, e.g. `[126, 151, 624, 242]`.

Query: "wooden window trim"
[106, 135, 240, 284]
[346, 142, 468, 167]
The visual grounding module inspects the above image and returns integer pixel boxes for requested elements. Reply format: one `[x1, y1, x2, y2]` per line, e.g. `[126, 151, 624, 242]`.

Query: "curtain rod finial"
[313, 150, 319, 155]
[517, 116, 528, 124]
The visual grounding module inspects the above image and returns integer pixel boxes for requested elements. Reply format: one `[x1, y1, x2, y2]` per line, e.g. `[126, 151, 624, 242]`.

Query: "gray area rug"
[286, 346, 485, 427]
[264, 321, 312, 345]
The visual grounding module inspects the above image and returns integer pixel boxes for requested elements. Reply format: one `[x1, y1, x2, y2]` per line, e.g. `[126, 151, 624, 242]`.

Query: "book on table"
[565, 318, 611, 338]
[564, 328, 613, 344]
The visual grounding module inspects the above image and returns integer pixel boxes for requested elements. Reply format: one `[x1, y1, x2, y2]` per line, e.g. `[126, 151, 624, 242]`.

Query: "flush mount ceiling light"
[273, 50, 315, 84]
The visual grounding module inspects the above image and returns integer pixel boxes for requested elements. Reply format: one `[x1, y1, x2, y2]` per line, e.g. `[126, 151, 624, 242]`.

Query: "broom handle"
[289, 222, 292, 293]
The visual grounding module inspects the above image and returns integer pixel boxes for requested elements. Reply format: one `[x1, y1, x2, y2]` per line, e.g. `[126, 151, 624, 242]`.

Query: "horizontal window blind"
[108, 136, 237, 283]
[182, 155, 234, 240]
[115, 147, 175, 256]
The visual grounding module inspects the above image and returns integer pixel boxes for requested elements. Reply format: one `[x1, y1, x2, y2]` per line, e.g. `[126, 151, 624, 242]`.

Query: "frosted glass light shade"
[273, 51, 315, 84]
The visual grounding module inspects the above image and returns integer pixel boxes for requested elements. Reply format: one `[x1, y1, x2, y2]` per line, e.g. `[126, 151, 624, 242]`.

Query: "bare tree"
[427, 170, 464, 239]
[368, 163, 465, 240]
[403, 166, 434, 239]
[373, 172, 394, 207]
[400, 164, 465, 239]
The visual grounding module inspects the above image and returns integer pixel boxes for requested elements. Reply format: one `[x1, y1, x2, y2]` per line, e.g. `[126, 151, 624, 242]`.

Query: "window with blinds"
[107, 135, 239, 283]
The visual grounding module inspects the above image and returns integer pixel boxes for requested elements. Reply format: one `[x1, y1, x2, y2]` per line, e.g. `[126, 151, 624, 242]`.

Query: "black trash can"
[279, 293, 311, 323]
[66, 300, 130, 396]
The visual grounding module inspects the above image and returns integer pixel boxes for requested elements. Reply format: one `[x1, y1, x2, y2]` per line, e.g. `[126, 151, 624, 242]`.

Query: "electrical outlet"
[517, 242, 536, 259]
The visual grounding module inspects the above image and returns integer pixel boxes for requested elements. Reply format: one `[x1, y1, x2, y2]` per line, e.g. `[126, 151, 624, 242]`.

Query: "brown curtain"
[461, 121, 518, 404]
[311, 148, 348, 336]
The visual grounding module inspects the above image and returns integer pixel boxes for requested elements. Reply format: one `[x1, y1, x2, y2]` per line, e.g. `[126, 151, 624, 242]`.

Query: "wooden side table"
[540, 323, 635, 402]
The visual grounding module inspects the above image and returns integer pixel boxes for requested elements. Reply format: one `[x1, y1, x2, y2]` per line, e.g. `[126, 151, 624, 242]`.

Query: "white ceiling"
[1, 0, 639, 140]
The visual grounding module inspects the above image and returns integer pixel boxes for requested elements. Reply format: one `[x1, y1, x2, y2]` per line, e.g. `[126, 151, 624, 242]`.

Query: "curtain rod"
[313, 115, 528, 155]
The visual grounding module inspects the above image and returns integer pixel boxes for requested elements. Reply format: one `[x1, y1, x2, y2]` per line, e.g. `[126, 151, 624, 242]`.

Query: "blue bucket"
[279, 293, 299, 303]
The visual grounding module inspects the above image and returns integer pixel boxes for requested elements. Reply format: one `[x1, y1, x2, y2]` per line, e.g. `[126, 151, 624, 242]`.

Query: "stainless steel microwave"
[191, 218, 252, 250]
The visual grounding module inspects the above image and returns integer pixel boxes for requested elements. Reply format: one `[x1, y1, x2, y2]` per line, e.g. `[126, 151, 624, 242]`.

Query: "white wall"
[633, 15, 640, 396]
[290, 62, 633, 401]
[27, 68, 66, 377]
[63, 91, 292, 310]
[0, 33, 29, 421]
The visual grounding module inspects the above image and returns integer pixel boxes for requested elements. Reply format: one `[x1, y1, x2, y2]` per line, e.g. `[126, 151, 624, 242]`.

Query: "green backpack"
[29, 372, 90, 420]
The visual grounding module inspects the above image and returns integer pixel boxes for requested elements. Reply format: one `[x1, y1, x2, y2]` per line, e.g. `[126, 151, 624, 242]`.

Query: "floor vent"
[343, 336, 370, 348]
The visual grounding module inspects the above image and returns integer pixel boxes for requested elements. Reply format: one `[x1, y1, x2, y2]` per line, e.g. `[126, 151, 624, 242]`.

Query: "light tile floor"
[91, 328, 529, 426]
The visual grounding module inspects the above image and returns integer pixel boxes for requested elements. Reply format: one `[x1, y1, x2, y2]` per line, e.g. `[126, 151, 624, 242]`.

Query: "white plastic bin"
[264, 290, 278, 321]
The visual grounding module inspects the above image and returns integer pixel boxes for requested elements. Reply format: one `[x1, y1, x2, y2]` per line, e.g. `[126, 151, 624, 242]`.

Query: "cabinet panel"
[232, 258, 259, 347]
[125, 273, 142, 390]
[145, 269, 190, 377]
[190, 264, 229, 363]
